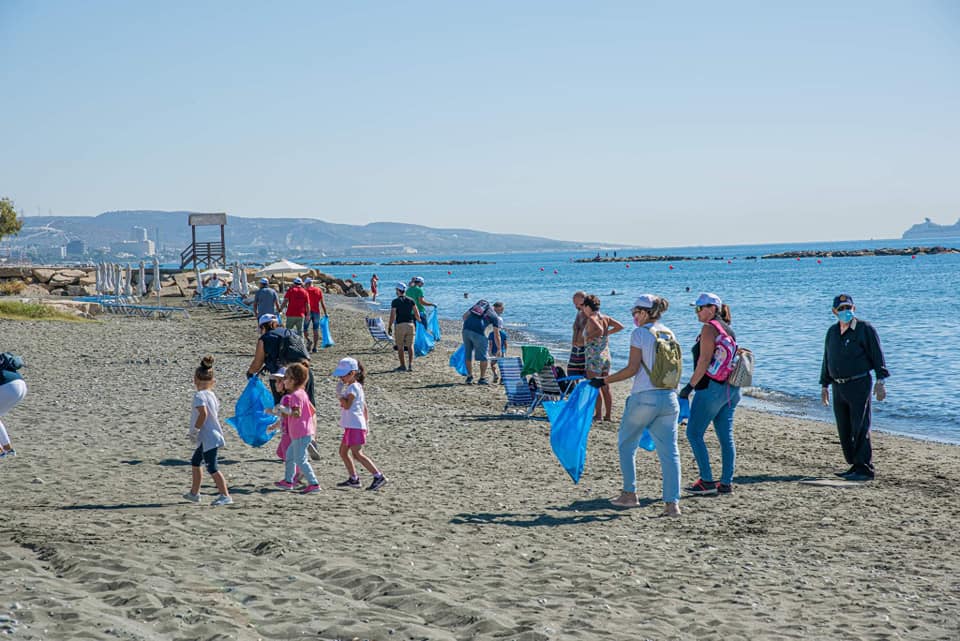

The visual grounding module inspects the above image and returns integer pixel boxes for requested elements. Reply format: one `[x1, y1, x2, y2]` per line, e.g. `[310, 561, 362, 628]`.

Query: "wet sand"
[1, 300, 957, 640]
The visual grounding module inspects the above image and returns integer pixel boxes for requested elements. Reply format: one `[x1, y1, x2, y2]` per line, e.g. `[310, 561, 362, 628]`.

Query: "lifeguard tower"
[180, 212, 227, 270]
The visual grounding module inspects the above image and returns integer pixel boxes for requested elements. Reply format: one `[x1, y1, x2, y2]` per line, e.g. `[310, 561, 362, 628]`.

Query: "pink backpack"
[705, 320, 737, 382]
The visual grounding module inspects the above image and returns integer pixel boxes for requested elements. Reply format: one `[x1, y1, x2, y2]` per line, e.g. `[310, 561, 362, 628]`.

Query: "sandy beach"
[1, 300, 958, 641]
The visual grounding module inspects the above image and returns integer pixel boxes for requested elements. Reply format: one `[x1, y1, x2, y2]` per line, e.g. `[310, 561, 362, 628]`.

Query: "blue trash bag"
[449, 344, 468, 376]
[545, 382, 600, 484]
[427, 307, 442, 341]
[638, 428, 656, 451]
[319, 315, 335, 348]
[225, 377, 279, 447]
[414, 321, 435, 357]
[678, 396, 690, 423]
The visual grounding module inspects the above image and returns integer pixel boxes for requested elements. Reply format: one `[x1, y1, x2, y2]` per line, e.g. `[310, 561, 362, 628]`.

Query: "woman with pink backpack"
[678, 293, 742, 496]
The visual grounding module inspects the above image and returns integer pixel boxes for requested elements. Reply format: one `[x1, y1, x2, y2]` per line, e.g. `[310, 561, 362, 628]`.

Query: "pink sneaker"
[274, 480, 296, 490]
[301, 484, 321, 494]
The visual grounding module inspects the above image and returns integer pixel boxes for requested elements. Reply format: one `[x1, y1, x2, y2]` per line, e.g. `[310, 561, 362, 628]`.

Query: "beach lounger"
[366, 317, 394, 349]
[528, 364, 582, 416]
[499, 357, 535, 415]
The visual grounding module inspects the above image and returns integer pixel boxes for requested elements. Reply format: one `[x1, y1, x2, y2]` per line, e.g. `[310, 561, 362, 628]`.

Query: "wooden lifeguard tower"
[180, 212, 227, 270]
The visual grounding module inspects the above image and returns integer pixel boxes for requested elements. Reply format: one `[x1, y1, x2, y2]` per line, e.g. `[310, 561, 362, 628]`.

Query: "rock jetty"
[382, 260, 493, 266]
[575, 255, 724, 263]
[760, 246, 958, 259]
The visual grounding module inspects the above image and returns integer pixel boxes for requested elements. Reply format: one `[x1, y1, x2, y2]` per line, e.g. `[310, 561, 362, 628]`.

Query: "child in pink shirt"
[271, 363, 320, 494]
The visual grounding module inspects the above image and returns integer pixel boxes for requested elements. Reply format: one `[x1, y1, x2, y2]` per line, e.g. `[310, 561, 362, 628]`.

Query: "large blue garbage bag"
[319, 315, 335, 348]
[414, 320, 435, 357]
[427, 307, 442, 341]
[449, 344, 468, 376]
[545, 382, 599, 483]
[225, 377, 279, 447]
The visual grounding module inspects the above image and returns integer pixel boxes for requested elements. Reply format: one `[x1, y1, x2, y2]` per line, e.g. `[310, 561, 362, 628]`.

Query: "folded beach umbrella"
[225, 377, 279, 447]
[545, 382, 599, 483]
[449, 344, 468, 376]
[138, 261, 147, 297]
[152, 258, 162, 305]
[238, 264, 249, 296]
[94, 263, 102, 294]
[114, 264, 122, 297]
[124, 264, 134, 297]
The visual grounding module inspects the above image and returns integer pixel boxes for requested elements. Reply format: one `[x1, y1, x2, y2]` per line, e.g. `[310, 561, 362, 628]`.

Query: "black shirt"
[692, 318, 735, 390]
[391, 295, 417, 324]
[819, 318, 889, 386]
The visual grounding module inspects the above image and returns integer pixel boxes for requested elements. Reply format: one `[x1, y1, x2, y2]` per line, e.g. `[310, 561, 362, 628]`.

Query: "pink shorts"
[341, 428, 367, 446]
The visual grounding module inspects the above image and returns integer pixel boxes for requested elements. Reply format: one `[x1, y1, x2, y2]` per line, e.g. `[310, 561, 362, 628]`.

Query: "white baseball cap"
[292, 277, 303, 285]
[412, 276, 424, 284]
[633, 294, 657, 310]
[693, 292, 722, 308]
[332, 357, 359, 377]
[258, 313, 278, 326]
[259, 277, 269, 285]
[395, 282, 407, 292]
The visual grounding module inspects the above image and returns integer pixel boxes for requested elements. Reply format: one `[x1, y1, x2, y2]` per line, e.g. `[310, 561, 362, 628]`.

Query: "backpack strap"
[638, 325, 662, 377]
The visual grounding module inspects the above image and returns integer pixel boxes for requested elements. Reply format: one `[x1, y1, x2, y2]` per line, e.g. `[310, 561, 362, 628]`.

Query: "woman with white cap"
[679, 292, 740, 496]
[589, 294, 682, 517]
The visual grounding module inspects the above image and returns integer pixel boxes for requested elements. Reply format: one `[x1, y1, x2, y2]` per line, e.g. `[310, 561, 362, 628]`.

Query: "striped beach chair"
[529, 365, 580, 415]
[499, 357, 535, 415]
[366, 317, 394, 349]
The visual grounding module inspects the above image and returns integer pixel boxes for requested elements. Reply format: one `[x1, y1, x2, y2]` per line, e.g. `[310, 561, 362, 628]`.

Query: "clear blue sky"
[2, 1, 958, 246]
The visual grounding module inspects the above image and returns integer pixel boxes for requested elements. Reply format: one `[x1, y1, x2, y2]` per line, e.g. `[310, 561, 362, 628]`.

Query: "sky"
[1, 1, 958, 247]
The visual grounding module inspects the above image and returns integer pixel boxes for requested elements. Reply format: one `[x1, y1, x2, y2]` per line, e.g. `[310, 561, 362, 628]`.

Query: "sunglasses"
[836, 305, 853, 311]
[696, 305, 709, 312]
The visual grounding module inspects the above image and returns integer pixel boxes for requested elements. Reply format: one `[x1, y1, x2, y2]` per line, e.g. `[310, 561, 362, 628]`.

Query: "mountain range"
[15, 210, 598, 256]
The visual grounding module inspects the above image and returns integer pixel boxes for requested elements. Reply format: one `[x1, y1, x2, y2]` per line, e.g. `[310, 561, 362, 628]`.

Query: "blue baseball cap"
[693, 292, 722, 308]
[832, 294, 854, 309]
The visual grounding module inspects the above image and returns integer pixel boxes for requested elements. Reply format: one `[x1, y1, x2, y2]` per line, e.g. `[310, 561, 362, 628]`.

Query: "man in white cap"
[302, 277, 329, 352]
[405, 276, 435, 327]
[280, 277, 310, 332]
[388, 282, 421, 372]
[253, 277, 280, 326]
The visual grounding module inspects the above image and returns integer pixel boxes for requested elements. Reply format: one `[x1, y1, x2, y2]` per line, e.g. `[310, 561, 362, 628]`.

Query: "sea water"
[310, 237, 960, 444]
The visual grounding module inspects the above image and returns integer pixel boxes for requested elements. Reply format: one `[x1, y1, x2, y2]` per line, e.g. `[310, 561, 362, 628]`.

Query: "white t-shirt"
[630, 321, 676, 395]
[191, 389, 226, 451]
[336, 381, 367, 430]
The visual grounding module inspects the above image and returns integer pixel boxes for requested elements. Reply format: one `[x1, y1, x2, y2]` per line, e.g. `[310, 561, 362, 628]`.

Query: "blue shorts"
[309, 311, 322, 329]
[462, 329, 488, 361]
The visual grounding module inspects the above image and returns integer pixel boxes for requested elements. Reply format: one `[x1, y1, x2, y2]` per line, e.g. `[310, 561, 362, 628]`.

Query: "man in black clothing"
[820, 294, 889, 481]
[388, 283, 421, 372]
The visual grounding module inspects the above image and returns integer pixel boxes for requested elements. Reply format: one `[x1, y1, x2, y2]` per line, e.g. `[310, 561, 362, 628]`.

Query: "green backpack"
[639, 327, 683, 389]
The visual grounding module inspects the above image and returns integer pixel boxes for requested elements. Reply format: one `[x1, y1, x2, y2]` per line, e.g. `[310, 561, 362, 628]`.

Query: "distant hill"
[902, 217, 960, 240]
[17, 210, 603, 256]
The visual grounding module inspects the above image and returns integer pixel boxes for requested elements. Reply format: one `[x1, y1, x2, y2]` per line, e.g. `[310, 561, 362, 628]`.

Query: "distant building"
[131, 226, 148, 242]
[66, 239, 86, 257]
[110, 239, 156, 257]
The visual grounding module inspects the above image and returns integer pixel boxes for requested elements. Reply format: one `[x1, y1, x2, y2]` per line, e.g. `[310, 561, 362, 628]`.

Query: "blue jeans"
[285, 435, 318, 485]
[617, 390, 681, 503]
[685, 379, 741, 485]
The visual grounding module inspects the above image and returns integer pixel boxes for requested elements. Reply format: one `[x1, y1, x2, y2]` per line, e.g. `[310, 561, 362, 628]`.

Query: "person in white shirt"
[590, 295, 682, 517]
[182, 356, 233, 506]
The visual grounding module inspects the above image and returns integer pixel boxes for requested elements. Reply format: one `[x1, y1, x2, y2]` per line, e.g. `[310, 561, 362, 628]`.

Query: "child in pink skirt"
[332, 357, 387, 491]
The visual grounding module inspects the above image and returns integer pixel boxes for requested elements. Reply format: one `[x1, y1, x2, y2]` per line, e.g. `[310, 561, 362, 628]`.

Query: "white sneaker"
[182, 492, 202, 504]
[211, 494, 233, 507]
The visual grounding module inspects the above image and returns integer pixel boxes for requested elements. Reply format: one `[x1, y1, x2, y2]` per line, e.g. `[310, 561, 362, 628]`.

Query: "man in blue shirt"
[461, 300, 504, 385]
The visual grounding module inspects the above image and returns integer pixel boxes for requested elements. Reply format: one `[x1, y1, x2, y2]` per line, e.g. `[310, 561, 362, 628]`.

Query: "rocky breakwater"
[0, 266, 98, 298]
[575, 254, 724, 263]
[760, 246, 959, 259]
[382, 260, 493, 265]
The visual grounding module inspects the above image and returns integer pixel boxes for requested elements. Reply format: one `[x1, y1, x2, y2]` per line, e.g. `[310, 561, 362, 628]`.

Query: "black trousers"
[831, 376, 874, 474]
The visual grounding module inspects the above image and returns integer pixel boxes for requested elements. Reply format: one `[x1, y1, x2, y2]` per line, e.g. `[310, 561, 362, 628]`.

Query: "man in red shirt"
[303, 277, 329, 352]
[280, 277, 310, 332]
